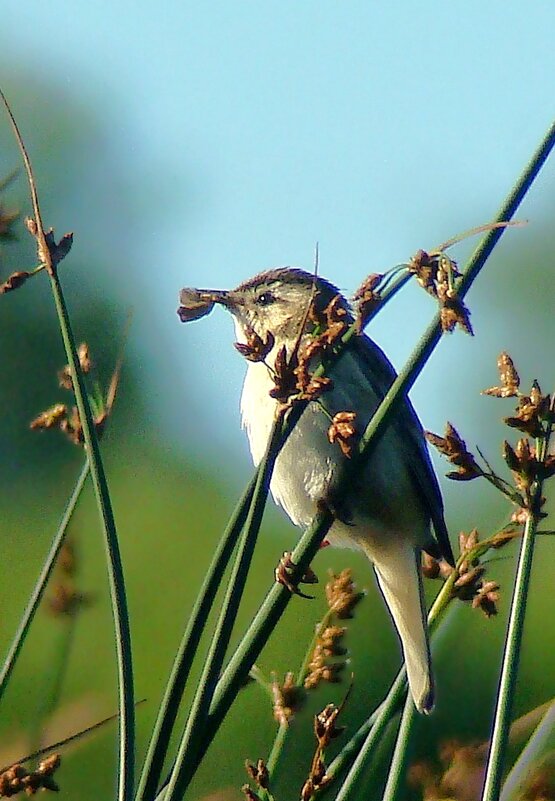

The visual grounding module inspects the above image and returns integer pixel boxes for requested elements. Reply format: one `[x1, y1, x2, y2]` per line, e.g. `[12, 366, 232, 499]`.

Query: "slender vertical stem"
[163, 422, 281, 801]
[481, 509, 541, 801]
[380, 696, 416, 801]
[47, 271, 135, 801]
[134, 471, 259, 801]
[0, 90, 135, 801]
[0, 460, 89, 700]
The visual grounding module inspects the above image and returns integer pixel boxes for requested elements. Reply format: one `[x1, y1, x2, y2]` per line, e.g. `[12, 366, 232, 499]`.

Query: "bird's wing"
[350, 334, 454, 566]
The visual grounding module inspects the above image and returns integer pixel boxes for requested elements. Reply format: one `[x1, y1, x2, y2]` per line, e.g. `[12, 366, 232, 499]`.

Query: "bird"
[178, 267, 454, 713]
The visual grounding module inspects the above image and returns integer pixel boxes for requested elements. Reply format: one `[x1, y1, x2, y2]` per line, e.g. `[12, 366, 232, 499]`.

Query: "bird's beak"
[177, 286, 238, 322]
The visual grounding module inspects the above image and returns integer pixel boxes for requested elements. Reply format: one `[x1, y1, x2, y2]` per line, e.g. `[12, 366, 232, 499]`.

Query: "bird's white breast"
[240, 360, 337, 532]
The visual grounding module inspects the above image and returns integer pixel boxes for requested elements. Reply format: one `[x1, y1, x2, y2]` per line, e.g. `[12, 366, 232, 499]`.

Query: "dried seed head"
[483, 352, 520, 398]
[0, 754, 61, 797]
[269, 345, 299, 405]
[271, 671, 303, 725]
[0, 270, 32, 294]
[352, 273, 383, 331]
[30, 404, 68, 431]
[241, 784, 260, 801]
[425, 423, 482, 481]
[327, 411, 357, 458]
[325, 569, 364, 618]
[244, 759, 269, 790]
[304, 626, 347, 690]
[234, 327, 275, 362]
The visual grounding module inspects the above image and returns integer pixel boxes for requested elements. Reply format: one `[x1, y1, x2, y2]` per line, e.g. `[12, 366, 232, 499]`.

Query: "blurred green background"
[1, 4, 555, 800]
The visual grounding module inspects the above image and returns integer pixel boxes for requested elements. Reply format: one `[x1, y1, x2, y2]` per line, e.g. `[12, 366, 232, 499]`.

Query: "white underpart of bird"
[187, 267, 453, 714]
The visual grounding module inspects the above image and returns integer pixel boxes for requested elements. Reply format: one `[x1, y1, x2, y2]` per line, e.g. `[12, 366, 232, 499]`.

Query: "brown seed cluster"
[482, 352, 520, 398]
[422, 529, 514, 617]
[425, 423, 481, 481]
[46, 540, 91, 618]
[325, 569, 364, 619]
[243, 758, 269, 797]
[352, 273, 383, 332]
[234, 327, 275, 362]
[268, 293, 350, 410]
[271, 671, 304, 727]
[300, 701, 347, 801]
[0, 270, 32, 295]
[304, 626, 346, 689]
[30, 343, 118, 446]
[409, 739, 487, 801]
[327, 411, 357, 458]
[0, 755, 61, 797]
[408, 249, 472, 334]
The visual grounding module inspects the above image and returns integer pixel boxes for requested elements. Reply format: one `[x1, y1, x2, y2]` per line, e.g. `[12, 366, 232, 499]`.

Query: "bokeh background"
[1, 3, 555, 799]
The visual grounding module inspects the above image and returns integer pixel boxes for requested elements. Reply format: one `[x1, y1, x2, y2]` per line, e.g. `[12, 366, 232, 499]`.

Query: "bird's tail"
[367, 541, 434, 714]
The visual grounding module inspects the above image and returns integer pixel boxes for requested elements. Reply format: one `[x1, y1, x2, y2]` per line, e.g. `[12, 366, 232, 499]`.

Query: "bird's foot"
[275, 552, 318, 599]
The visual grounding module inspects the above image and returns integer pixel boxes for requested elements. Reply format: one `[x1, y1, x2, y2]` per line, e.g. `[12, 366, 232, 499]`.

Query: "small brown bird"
[179, 267, 454, 712]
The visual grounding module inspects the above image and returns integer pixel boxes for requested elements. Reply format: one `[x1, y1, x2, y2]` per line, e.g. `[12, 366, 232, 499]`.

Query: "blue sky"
[2, 2, 554, 491]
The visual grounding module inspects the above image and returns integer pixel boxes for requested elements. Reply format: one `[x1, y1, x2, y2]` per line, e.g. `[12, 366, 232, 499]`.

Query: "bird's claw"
[275, 552, 318, 599]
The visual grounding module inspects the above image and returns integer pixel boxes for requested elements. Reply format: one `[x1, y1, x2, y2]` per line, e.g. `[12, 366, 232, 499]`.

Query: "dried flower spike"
[271, 671, 303, 726]
[0, 270, 31, 295]
[327, 411, 357, 458]
[325, 569, 364, 618]
[30, 404, 68, 431]
[483, 352, 520, 398]
[425, 423, 481, 481]
[177, 287, 215, 322]
[244, 759, 269, 790]
[234, 327, 275, 362]
[0, 754, 61, 797]
[352, 273, 383, 332]
[304, 625, 347, 690]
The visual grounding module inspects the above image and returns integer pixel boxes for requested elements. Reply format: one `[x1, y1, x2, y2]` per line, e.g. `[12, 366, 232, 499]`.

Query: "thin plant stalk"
[28, 617, 77, 767]
[380, 695, 416, 801]
[134, 470, 260, 801]
[0, 89, 135, 801]
[0, 460, 89, 701]
[481, 505, 548, 800]
[265, 605, 336, 784]
[500, 699, 555, 801]
[163, 422, 282, 801]
[329, 563, 458, 801]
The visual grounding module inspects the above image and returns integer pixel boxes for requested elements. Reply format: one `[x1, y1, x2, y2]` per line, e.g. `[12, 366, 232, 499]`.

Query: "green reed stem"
[47, 270, 135, 801]
[0, 460, 89, 701]
[0, 90, 136, 801]
[481, 502, 546, 801]
[135, 471, 259, 801]
[164, 422, 282, 801]
[328, 562, 458, 801]
[380, 695, 416, 801]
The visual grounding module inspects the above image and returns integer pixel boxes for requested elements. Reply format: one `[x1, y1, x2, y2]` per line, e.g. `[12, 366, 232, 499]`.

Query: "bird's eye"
[256, 291, 275, 307]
